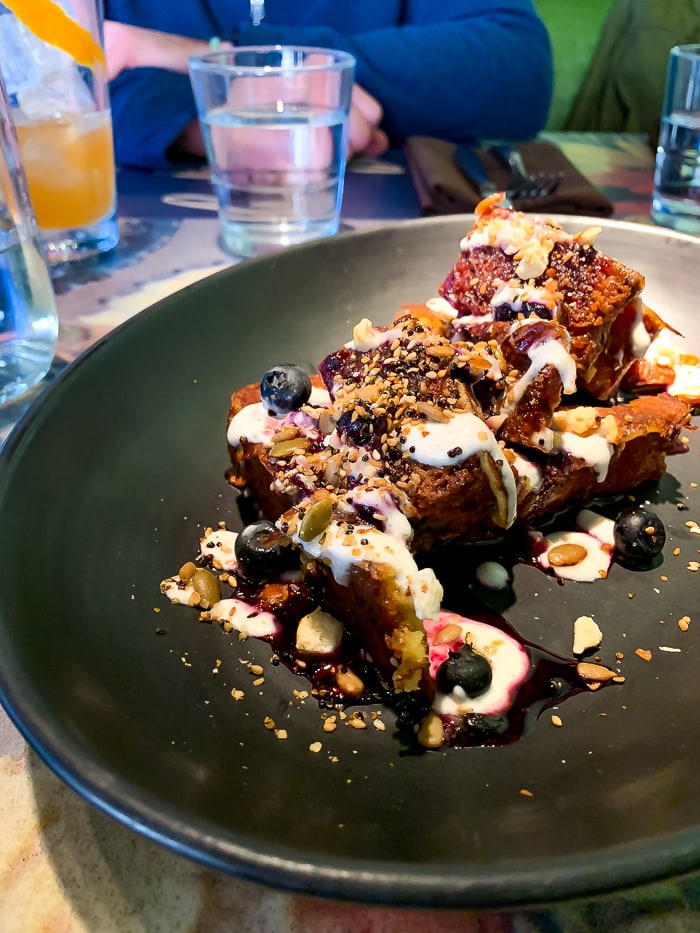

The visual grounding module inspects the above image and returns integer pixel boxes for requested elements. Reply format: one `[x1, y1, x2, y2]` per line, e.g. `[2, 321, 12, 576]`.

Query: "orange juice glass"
[1, 0, 118, 262]
[15, 110, 115, 231]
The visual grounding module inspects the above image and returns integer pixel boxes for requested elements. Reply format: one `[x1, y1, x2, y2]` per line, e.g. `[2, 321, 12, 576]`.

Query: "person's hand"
[348, 85, 389, 159]
[104, 20, 136, 80]
[104, 21, 211, 81]
[208, 72, 388, 180]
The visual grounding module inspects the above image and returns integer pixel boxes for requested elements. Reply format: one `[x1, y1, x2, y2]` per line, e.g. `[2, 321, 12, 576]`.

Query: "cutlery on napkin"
[404, 137, 614, 217]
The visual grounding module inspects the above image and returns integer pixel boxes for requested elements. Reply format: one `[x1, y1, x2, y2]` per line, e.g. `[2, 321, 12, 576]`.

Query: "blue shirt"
[105, 0, 553, 169]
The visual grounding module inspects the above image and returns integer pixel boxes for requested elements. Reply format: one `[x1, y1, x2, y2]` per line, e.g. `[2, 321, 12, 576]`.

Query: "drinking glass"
[188, 46, 355, 258]
[0, 69, 59, 405]
[0, 0, 119, 262]
[651, 44, 700, 235]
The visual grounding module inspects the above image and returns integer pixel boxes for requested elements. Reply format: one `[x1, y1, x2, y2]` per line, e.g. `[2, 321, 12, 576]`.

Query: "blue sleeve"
[109, 68, 198, 169]
[107, 0, 552, 168]
[236, 2, 553, 142]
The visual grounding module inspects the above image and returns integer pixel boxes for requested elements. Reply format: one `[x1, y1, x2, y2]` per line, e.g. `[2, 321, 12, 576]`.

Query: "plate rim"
[2, 214, 700, 908]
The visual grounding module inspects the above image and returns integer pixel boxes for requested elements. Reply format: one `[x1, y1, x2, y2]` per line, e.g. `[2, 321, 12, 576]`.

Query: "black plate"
[1, 217, 700, 909]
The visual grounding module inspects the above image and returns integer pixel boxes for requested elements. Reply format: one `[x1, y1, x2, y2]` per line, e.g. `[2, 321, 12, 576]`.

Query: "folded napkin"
[404, 137, 614, 217]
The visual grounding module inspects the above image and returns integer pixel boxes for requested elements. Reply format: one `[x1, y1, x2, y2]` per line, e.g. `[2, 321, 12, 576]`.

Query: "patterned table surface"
[5, 133, 700, 933]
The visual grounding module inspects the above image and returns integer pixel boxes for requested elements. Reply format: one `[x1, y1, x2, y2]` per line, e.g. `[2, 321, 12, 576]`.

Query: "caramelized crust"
[439, 202, 656, 399]
[520, 394, 690, 523]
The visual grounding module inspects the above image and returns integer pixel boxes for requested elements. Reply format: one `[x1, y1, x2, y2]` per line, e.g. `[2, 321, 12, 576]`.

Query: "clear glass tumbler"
[0, 69, 59, 405]
[0, 0, 119, 262]
[189, 46, 356, 258]
[651, 44, 700, 235]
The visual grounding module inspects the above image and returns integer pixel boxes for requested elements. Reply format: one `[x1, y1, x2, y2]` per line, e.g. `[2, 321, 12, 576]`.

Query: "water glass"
[189, 46, 355, 258]
[0, 0, 119, 262]
[651, 44, 700, 235]
[0, 70, 58, 405]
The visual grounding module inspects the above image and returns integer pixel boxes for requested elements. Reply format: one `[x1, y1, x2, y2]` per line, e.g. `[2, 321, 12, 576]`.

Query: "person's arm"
[105, 24, 388, 167]
[108, 67, 199, 169]
[106, 0, 551, 169]
[233, 0, 553, 143]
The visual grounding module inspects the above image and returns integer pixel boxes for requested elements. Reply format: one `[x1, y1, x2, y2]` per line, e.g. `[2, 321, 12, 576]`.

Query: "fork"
[490, 145, 563, 200]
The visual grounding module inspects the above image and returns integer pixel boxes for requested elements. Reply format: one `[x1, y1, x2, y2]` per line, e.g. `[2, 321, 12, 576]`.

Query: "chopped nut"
[323, 716, 338, 733]
[417, 711, 445, 749]
[573, 615, 603, 655]
[549, 543, 587, 567]
[336, 667, 365, 697]
[635, 648, 652, 662]
[309, 741, 323, 753]
[296, 608, 343, 655]
[274, 729, 288, 740]
[249, 664, 264, 676]
[263, 716, 276, 730]
[679, 616, 691, 631]
[551, 715, 563, 727]
[519, 788, 534, 798]
[347, 712, 367, 730]
[434, 623, 462, 645]
[179, 561, 196, 582]
[576, 661, 617, 682]
[230, 688, 245, 701]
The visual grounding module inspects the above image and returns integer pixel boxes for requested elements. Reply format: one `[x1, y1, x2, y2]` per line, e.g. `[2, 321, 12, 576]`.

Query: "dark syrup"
[206, 517, 608, 750]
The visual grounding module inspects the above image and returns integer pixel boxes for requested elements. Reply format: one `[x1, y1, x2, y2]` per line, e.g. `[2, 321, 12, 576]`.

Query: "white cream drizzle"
[503, 329, 577, 415]
[629, 297, 652, 358]
[226, 387, 330, 447]
[344, 486, 413, 542]
[490, 281, 557, 316]
[209, 598, 279, 637]
[351, 318, 404, 351]
[401, 411, 517, 526]
[511, 451, 542, 492]
[199, 527, 238, 572]
[556, 430, 614, 482]
[425, 296, 458, 319]
[535, 529, 612, 582]
[576, 509, 615, 546]
[160, 577, 195, 605]
[288, 517, 442, 621]
[644, 328, 700, 403]
[461, 214, 570, 280]
[425, 613, 530, 717]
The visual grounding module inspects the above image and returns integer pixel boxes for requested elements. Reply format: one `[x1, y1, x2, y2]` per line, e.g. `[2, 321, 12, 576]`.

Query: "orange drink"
[15, 110, 115, 230]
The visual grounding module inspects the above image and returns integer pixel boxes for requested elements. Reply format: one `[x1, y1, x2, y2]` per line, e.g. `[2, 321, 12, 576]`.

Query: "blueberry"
[437, 644, 492, 697]
[613, 506, 666, 565]
[234, 520, 290, 581]
[260, 364, 311, 418]
[492, 301, 551, 323]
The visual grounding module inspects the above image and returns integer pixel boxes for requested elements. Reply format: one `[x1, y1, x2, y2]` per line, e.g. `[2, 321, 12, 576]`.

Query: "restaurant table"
[2, 132, 699, 932]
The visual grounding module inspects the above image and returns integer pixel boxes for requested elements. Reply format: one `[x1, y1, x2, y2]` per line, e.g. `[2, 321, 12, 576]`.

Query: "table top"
[4, 132, 700, 932]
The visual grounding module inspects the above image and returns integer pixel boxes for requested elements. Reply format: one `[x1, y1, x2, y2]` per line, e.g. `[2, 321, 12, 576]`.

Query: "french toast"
[440, 194, 666, 399]
[226, 275, 690, 693]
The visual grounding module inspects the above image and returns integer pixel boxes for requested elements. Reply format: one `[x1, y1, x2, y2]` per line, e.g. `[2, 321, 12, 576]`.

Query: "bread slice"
[439, 195, 665, 399]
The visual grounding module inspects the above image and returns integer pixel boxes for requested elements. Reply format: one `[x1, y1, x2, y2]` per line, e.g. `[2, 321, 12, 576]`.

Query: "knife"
[456, 146, 511, 205]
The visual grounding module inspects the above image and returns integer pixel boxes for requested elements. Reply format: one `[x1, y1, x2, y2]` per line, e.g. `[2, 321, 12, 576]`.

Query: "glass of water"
[0, 68, 58, 406]
[651, 44, 700, 235]
[188, 47, 355, 258]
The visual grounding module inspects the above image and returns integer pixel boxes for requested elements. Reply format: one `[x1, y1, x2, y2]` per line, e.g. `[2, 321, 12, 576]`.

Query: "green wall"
[535, 0, 616, 128]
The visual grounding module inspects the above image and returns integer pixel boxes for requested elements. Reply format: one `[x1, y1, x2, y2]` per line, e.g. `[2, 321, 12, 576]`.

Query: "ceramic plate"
[1, 217, 699, 908]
